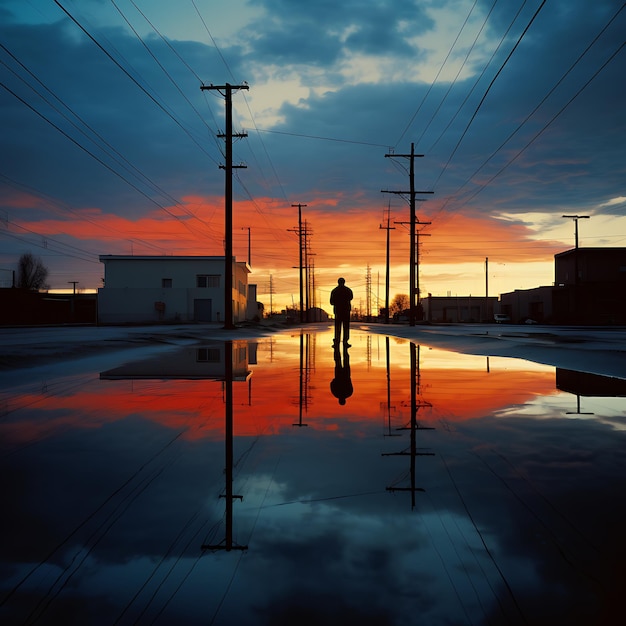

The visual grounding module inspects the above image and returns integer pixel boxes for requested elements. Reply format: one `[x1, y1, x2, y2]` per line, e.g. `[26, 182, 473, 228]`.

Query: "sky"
[1, 0, 625, 312]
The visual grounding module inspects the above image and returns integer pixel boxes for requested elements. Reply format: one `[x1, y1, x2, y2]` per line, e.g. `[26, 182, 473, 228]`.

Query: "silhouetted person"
[330, 345, 353, 405]
[330, 277, 353, 346]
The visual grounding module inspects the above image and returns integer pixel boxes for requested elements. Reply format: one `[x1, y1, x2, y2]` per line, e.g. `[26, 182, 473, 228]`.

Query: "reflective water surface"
[2, 328, 625, 625]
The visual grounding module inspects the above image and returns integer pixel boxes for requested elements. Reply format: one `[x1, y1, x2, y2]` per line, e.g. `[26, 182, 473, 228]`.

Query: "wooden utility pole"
[289, 204, 307, 323]
[242, 226, 251, 265]
[200, 83, 248, 329]
[382, 143, 433, 326]
[379, 204, 395, 323]
[562, 214, 589, 287]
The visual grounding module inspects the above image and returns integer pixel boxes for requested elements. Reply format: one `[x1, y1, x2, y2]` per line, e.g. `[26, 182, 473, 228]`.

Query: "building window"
[197, 348, 220, 362]
[238, 280, 246, 295]
[162, 278, 172, 288]
[197, 275, 220, 288]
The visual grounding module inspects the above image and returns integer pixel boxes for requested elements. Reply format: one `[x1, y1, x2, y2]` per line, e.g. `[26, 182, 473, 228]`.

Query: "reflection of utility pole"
[566, 395, 594, 416]
[200, 83, 249, 330]
[202, 341, 248, 552]
[382, 337, 400, 437]
[293, 333, 312, 427]
[382, 343, 434, 509]
[383, 143, 433, 326]
[379, 204, 395, 324]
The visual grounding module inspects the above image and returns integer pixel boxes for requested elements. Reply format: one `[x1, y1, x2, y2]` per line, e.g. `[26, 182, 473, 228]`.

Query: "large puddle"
[1, 327, 625, 624]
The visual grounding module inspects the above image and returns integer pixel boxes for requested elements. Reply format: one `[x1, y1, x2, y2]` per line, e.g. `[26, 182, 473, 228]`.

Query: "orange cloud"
[8, 188, 563, 304]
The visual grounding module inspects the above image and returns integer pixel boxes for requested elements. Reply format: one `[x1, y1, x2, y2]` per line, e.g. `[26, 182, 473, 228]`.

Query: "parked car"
[494, 313, 510, 323]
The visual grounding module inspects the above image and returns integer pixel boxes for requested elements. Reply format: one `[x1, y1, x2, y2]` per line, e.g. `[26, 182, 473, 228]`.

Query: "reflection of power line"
[382, 343, 435, 509]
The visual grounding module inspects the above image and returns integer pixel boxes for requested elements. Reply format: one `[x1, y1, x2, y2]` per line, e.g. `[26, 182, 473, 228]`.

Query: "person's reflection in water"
[330, 344, 353, 405]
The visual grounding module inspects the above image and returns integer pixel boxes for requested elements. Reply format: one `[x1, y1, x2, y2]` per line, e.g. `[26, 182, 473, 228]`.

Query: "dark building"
[500, 247, 626, 325]
[498, 286, 553, 324]
[553, 247, 626, 324]
[0, 289, 97, 326]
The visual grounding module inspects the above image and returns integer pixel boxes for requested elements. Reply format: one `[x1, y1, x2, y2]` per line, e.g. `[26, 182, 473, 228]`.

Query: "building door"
[194, 299, 212, 322]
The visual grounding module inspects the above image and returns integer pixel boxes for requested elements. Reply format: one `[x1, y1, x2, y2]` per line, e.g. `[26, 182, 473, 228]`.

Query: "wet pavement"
[1, 325, 626, 625]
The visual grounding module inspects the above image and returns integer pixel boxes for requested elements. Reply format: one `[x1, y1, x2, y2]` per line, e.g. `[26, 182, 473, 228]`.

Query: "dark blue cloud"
[245, 0, 432, 64]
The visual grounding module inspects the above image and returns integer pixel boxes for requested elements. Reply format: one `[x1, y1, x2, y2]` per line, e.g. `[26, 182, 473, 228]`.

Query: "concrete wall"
[98, 256, 250, 324]
[499, 286, 553, 323]
[97, 287, 226, 323]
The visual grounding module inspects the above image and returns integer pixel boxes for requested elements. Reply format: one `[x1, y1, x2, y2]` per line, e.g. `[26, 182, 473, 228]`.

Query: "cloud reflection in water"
[1, 328, 624, 625]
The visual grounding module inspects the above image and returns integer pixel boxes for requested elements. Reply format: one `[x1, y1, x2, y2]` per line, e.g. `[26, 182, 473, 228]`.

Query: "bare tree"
[17, 252, 49, 290]
[390, 293, 409, 317]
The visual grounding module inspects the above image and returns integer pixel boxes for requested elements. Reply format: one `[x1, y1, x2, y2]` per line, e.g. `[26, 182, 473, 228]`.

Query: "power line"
[53, 0, 221, 167]
[0, 80, 220, 247]
[432, 0, 548, 190]
[425, 0, 529, 156]
[0, 44, 221, 243]
[394, 0, 480, 148]
[253, 127, 390, 148]
[415, 0, 498, 150]
[440, 3, 626, 212]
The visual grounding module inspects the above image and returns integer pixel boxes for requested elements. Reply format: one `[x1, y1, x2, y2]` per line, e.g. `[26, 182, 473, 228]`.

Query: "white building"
[98, 255, 250, 324]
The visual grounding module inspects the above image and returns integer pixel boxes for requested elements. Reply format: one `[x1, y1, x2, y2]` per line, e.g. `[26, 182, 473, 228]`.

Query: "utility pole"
[242, 226, 251, 266]
[395, 218, 431, 320]
[68, 281, 78, 294]
[268, 274, 274, 315]
[304, 220, 312, 321]
[365, 264, 372, 321]
[382, 143, 433, 326]
[200, 82, 249, 329]
[379, 204, 395, 323]
[289, 204, 307, 323]
[562, 214, 589, 286]
[485, 257, 489, 323]
[562, 214, 589, 250]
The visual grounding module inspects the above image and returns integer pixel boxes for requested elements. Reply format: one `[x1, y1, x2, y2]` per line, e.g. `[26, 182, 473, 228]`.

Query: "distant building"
[98, 255, 250, 324]
[422, 295, 498, 323]
[498, 286, 553, 324]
